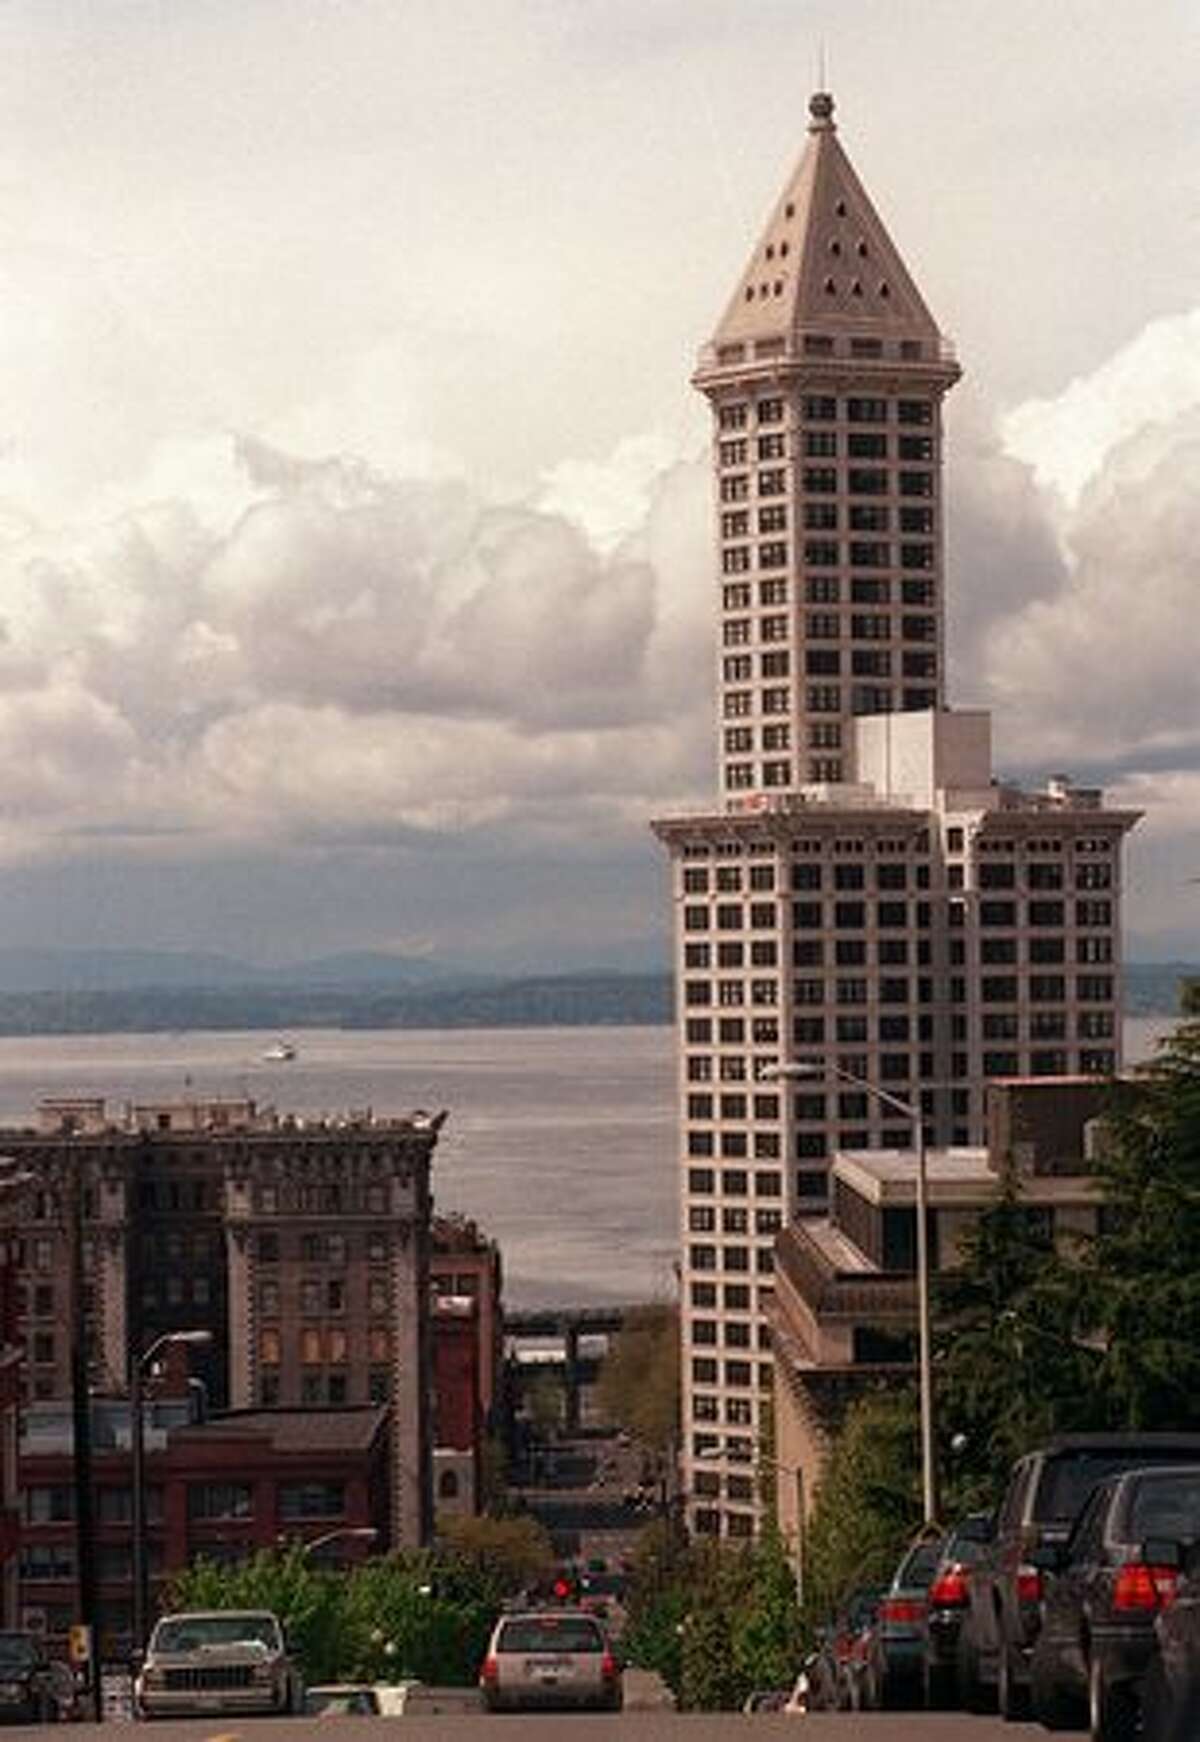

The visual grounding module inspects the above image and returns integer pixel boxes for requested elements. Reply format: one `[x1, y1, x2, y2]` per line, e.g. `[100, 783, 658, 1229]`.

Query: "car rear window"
[1124, 1472, 1200, 1544]
[1038, 1450, 1200, 1523]
[0, 1638, 38, 1668]
[897, 1540, 944, 1589]
[941, 1530, 990, 1568]
[497, 1617, 604, 1654]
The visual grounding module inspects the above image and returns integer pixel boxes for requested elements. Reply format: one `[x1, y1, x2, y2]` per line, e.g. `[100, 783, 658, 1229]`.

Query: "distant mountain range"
[0, 947, 464, 994]
[0, 951, 1189, 1036]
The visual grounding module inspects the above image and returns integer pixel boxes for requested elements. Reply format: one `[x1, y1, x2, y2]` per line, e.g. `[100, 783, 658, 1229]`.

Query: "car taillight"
[1113, 1564, 1180, 1613]
[881, 1597, 926, 1623]
[480, 1655, 499, 1685]
[929, 1566, 970, 1607]
[600, 1651, 618, 1680]
[1016, 1564, 1042, 1605]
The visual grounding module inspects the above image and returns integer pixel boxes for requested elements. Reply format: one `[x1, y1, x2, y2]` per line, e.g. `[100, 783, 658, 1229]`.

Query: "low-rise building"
[18, 1397, 389, 1656]
[769, 1077, 1111, 1563]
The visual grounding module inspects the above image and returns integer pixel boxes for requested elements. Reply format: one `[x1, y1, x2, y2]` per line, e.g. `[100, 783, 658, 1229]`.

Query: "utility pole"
[66, 1159, 102, 1723]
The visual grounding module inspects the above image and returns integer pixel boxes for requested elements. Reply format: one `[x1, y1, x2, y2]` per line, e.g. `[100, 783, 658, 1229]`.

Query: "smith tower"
[655, 93, 1139, 1540]
[695, 91, 960, 797]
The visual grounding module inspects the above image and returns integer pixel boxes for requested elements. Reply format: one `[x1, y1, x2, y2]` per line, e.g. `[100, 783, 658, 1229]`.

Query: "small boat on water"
[261, 1040, 297, 1062]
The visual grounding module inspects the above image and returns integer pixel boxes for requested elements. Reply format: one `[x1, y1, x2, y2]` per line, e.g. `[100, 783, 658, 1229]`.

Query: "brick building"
[18, 1397, 388, 1655]
[5, 1096, 440, 1546]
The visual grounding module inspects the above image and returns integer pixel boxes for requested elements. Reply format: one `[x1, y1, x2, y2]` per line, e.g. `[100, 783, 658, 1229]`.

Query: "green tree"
[801, 1388, 922, 1628]
[1079, 982, 1200, 1429]
[435, 1512, 554, 1598]
[675, 1534, 800, 1710]
[595, 1302, 680, 1461]
[935, 1175, 1096, 1506]
[167, 1545, 345, 1682]
[339, 1553, 493, 1686]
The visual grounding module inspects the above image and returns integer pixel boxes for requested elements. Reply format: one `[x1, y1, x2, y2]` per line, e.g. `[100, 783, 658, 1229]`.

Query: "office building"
[653, 93, 1139, 1537]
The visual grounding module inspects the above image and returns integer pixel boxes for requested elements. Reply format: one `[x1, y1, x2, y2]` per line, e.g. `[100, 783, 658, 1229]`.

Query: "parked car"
[134, 1609, 303, 1720]
[478, 1610, 622, 1713]
[304, 1683, 381, 1717]
[921, 1512, 995, 1708]
[863, 1530, 946, 1710]
[0, 1632, 74, 1724]
[1031, 1465, 1200, 1739]
[806, 1586, 883, 1711]
[1144, 1542, 1200, 1742]
[958, 1433, 1200, 1719]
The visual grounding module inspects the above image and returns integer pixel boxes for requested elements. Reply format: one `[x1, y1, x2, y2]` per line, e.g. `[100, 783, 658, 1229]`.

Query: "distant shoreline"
[0, 963, 1189, 1038]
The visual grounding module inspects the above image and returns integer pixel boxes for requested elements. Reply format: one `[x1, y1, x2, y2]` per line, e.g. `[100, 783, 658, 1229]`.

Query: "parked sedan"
[921, 1512, 994, 1708]
[863, 1531, 946, 1710]
[1030, 1463, 1200, 1739]
[0, 1633, 73, 1725]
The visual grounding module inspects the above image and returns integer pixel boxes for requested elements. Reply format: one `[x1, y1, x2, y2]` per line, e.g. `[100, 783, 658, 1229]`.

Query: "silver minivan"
[135, 1609, 303, 1719]
[479, 1610, 622, 1713]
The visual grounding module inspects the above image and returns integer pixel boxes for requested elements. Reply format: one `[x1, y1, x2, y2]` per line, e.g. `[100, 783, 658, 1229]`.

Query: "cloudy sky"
[1, 0, 1198, 972]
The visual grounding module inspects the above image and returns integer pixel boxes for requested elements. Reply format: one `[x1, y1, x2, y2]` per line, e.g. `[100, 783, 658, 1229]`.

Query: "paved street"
[18, 1718, 1047, 1739]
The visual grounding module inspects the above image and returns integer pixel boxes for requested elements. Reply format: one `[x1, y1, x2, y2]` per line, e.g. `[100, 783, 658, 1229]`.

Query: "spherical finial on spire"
[808, 91, 836, 131]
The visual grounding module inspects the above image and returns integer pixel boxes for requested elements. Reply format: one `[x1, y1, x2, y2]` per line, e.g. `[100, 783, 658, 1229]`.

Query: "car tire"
[924, 1661, 958, 1710]
[1089, 1654, 1139, 1742]
[958, 1629, 995, 1714]
[1032, 1653, 1087, 1732]
[998, 1639, 1032, 1721]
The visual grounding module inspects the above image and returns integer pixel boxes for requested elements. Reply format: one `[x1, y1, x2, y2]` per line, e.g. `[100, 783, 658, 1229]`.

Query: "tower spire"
[696, 92, 956, 381]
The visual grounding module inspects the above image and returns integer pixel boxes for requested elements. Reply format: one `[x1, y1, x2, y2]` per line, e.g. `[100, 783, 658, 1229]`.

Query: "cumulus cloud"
[976, 313, 1200, 787]
[0, 432, 713, 866]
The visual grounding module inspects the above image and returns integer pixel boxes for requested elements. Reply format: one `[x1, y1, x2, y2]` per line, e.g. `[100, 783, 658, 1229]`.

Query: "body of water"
[0, 1016, 1174, 1308]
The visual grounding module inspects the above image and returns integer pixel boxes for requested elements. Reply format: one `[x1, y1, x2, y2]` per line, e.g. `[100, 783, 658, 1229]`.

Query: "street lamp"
[760, 1059, 937, 1526]
[288, 1526, 378, 1559]
[131, 1330, 212, 1656]
[695, 1443, 807, 1598]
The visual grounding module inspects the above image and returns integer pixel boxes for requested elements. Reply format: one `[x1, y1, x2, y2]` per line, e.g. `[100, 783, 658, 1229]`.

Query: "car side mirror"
[1142, 1538, 1184, 1569]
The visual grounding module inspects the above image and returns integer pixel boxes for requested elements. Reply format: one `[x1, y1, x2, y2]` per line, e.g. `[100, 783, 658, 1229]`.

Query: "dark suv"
[1031, 1463, 1200, 1738]
[958, 1433, 1200, 1719]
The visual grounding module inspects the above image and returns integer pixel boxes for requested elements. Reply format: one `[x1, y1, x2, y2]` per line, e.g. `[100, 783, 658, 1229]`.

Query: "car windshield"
[497, 1617, 604, 1654]
[1039, 1450, 1200, 1522]
[152, 1616, 281, 1653]
[1125, 1473, 1200, 1545]
[0, 1638, 38, 1668]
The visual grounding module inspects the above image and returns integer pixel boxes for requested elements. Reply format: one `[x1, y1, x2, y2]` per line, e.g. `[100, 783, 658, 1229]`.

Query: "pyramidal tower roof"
[696, 92, 957, 385]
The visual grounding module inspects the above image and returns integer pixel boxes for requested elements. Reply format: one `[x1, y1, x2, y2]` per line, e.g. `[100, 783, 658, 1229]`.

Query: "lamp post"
[760, 1059, 937, 1526]
[289, 1526, 378, 1560]
[131, 1330, 212, 1656]
[694, 1444, 806, 1598]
